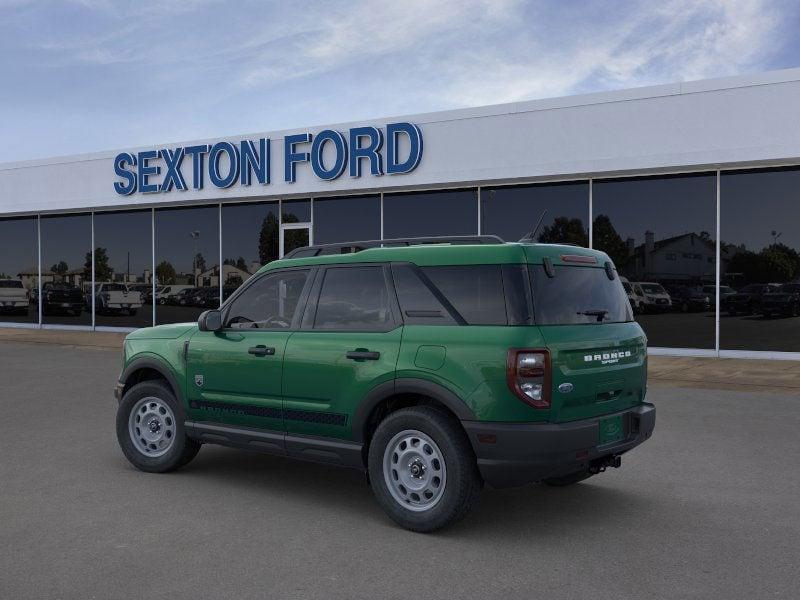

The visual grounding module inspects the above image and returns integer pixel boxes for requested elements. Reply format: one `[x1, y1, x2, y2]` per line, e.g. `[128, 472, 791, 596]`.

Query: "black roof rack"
[283, 235, 505, 259]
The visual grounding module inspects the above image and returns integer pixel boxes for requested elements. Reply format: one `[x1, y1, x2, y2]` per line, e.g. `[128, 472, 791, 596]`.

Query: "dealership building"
[2, 68, 800, 359]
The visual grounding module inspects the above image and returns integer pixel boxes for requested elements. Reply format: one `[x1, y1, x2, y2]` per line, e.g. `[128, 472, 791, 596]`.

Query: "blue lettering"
[240, 139, 269, 186]
[208, 142, 240, 188]
[184, 144, 210, 190]
[137, 150, 160, 193]
[311, 130, 347, 181]
[113, 152, 137, 195]
[159, 148, 187, 192]
[349, 127, 383, 177]
[284, 133, 311, 183]
[386, 122, 423, 175]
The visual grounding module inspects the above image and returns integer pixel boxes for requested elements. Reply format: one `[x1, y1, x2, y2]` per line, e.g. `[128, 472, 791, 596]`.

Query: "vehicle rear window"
[421, 265, 508, 325]
[0, 280, 23, 288]
[529, 265, 632, 325]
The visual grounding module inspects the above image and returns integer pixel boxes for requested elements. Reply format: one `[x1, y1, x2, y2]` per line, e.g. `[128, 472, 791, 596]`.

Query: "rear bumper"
[462, 403, 655, 489]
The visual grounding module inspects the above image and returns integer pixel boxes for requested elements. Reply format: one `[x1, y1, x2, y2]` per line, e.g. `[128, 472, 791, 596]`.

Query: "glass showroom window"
[593, 173, 717, 349]
[221, 201, 279, 296]
[39, 213, 92, 326]
[383, 189, 478, 238]
[0, 216, 39, 324]
[93, 210, 153, 329]
[313, 195, 381, 244]
[720, 167, 800, 352]
[481, 181, 589, 244]
[155, 205, 219, 325]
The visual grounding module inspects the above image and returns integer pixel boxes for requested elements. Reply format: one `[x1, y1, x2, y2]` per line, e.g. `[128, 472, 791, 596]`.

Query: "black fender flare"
[351, 378, 476, 443]
[119, 357, 184, 405]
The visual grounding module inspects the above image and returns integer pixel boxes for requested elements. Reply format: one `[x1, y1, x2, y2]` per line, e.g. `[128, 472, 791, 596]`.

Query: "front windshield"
[640, 284, 665, 294]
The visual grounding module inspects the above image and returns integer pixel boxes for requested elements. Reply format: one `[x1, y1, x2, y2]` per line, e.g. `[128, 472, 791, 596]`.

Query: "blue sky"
[1, 0, 798, 163]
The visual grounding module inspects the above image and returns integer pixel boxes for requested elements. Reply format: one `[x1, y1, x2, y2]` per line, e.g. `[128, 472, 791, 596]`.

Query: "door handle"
[248, 345, 275, 356]
[346, 350, 380, 360]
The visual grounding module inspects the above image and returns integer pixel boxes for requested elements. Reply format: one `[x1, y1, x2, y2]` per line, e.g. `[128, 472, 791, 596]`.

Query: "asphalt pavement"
[1, 340, 799, 600]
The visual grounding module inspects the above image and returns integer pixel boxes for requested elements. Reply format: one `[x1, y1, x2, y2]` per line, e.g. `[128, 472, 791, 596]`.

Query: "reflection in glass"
[155, 205, 219, 324]
[0, 217, 38, 324]
[313, 195, 380, 244]
[720, 168, 800, 352]
[282, 199, 311, 223]
[481, 182, 589, 245]
[593, 174, 716, 349]
[283, 228, 309, 256]
[40, 214, 92, 325]
[221, 202, 278, 294]
[383, 189, 478, 238]
[93, 210, 153, 328]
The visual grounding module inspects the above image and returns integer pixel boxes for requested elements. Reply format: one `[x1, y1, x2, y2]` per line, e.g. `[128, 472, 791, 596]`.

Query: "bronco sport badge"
[583, 350, 633, 365]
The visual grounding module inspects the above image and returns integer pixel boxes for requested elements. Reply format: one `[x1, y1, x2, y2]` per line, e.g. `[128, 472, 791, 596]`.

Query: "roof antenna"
[518, 209, 548, 243]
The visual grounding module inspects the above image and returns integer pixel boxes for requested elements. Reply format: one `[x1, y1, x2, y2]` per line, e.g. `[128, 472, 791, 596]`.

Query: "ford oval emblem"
[558, 382, 574, 394]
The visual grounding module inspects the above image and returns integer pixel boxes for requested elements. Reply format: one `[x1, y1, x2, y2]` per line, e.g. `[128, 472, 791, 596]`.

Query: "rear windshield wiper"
[577, 309, 608, 322]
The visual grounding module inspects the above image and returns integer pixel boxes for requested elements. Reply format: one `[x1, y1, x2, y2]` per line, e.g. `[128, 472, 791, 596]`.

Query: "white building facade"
[2, 69, 800, 358]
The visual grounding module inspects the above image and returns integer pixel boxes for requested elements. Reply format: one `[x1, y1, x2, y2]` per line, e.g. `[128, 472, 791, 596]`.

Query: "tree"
[156, 261, 177, 285]
[236, 256, 248, 271]
[84, 247, 113, 282]
[194, 253, 206, 273]
[258, 213, 279, 264]
[537, 217, 589, 247]
[591, 215, 629, 267]
[50, 261, 68, 275]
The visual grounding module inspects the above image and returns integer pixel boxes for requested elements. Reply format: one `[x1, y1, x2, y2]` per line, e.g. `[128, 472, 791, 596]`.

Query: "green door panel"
[185, 329, 292, 430]
[282, 329, 403, 439]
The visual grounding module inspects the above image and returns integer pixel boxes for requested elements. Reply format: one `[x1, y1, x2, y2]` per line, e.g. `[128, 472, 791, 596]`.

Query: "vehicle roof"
[259, 242, 611, 273]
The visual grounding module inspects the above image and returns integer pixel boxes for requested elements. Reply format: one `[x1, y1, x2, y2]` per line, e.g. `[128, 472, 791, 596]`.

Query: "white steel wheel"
[382, 429, 447, 512]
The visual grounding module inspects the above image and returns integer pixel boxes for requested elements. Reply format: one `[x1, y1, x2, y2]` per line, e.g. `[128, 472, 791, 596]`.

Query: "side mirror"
[198, 309, 223, 332]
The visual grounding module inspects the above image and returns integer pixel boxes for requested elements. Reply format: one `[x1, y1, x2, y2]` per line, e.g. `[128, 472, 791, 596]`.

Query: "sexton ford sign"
[112, 122, 423, 195]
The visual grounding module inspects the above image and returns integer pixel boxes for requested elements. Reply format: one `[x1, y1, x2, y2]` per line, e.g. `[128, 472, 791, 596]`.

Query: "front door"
[280, 223, 311, 257]
[185, 267, 314, 432]
[282, 264, 402, 440]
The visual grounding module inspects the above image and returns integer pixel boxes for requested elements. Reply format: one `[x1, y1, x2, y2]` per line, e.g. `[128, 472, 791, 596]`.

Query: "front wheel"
[116, 380, 200, 473]
[368, 406, 482, 532]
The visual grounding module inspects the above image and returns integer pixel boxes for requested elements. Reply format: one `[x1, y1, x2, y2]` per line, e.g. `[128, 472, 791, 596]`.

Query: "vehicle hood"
[125, 322, 197, 340]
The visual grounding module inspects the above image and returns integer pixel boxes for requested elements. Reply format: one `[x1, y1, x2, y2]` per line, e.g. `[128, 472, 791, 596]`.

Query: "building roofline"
[3, 67, 800, 171]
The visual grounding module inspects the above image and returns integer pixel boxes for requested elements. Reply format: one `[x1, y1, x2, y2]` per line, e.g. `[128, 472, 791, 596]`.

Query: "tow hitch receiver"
[589, 455, 622, 474]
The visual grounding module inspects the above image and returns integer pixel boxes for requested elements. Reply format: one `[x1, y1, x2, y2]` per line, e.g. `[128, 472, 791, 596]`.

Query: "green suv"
[114, 236, 655, 532]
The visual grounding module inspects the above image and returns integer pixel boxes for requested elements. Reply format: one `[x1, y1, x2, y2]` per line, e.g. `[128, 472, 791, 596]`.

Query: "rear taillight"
[506, 349, 551, 409]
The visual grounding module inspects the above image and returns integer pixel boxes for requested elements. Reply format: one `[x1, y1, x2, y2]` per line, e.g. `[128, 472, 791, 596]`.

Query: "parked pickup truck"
[90, 283, 143, 316]
[0, 279, 30, 315]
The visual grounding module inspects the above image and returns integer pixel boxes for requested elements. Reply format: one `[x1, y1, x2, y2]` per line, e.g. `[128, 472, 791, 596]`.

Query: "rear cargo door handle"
[248, 345, 275, 356]
[346, 350, 380, 360]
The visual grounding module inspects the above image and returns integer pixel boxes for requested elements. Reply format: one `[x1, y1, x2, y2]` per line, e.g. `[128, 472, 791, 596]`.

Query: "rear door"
[529, 262, 647, 423]
[185, 267, 314, 432]
[282, 264, 402, 440]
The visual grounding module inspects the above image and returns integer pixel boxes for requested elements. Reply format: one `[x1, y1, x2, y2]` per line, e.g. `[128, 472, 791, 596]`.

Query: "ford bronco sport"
[115, 236, 655, 532]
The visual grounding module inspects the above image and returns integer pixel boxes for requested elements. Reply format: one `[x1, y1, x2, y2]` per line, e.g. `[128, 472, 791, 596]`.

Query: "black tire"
[116, 380, 200, 473]
[542, 470, 594, 487]
[367, 406, 482, 533]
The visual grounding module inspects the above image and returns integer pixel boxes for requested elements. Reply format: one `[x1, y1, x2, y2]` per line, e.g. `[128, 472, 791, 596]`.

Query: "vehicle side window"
[391, 264, 456, 325]
[313, 266, 392, 331]
[226, 269, 309, 329]
[421, 265, 508, 325]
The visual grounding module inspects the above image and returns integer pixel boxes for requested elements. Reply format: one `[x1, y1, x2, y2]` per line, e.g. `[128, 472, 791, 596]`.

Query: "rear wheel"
[368, 406, 482, 532]
[116, 380, 200, 473]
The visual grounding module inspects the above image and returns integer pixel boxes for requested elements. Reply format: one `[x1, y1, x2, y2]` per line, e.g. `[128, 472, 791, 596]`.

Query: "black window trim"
[220, 265, 317, 332]
[300, 262, 402, 333]
[391, 262, 467, 326]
